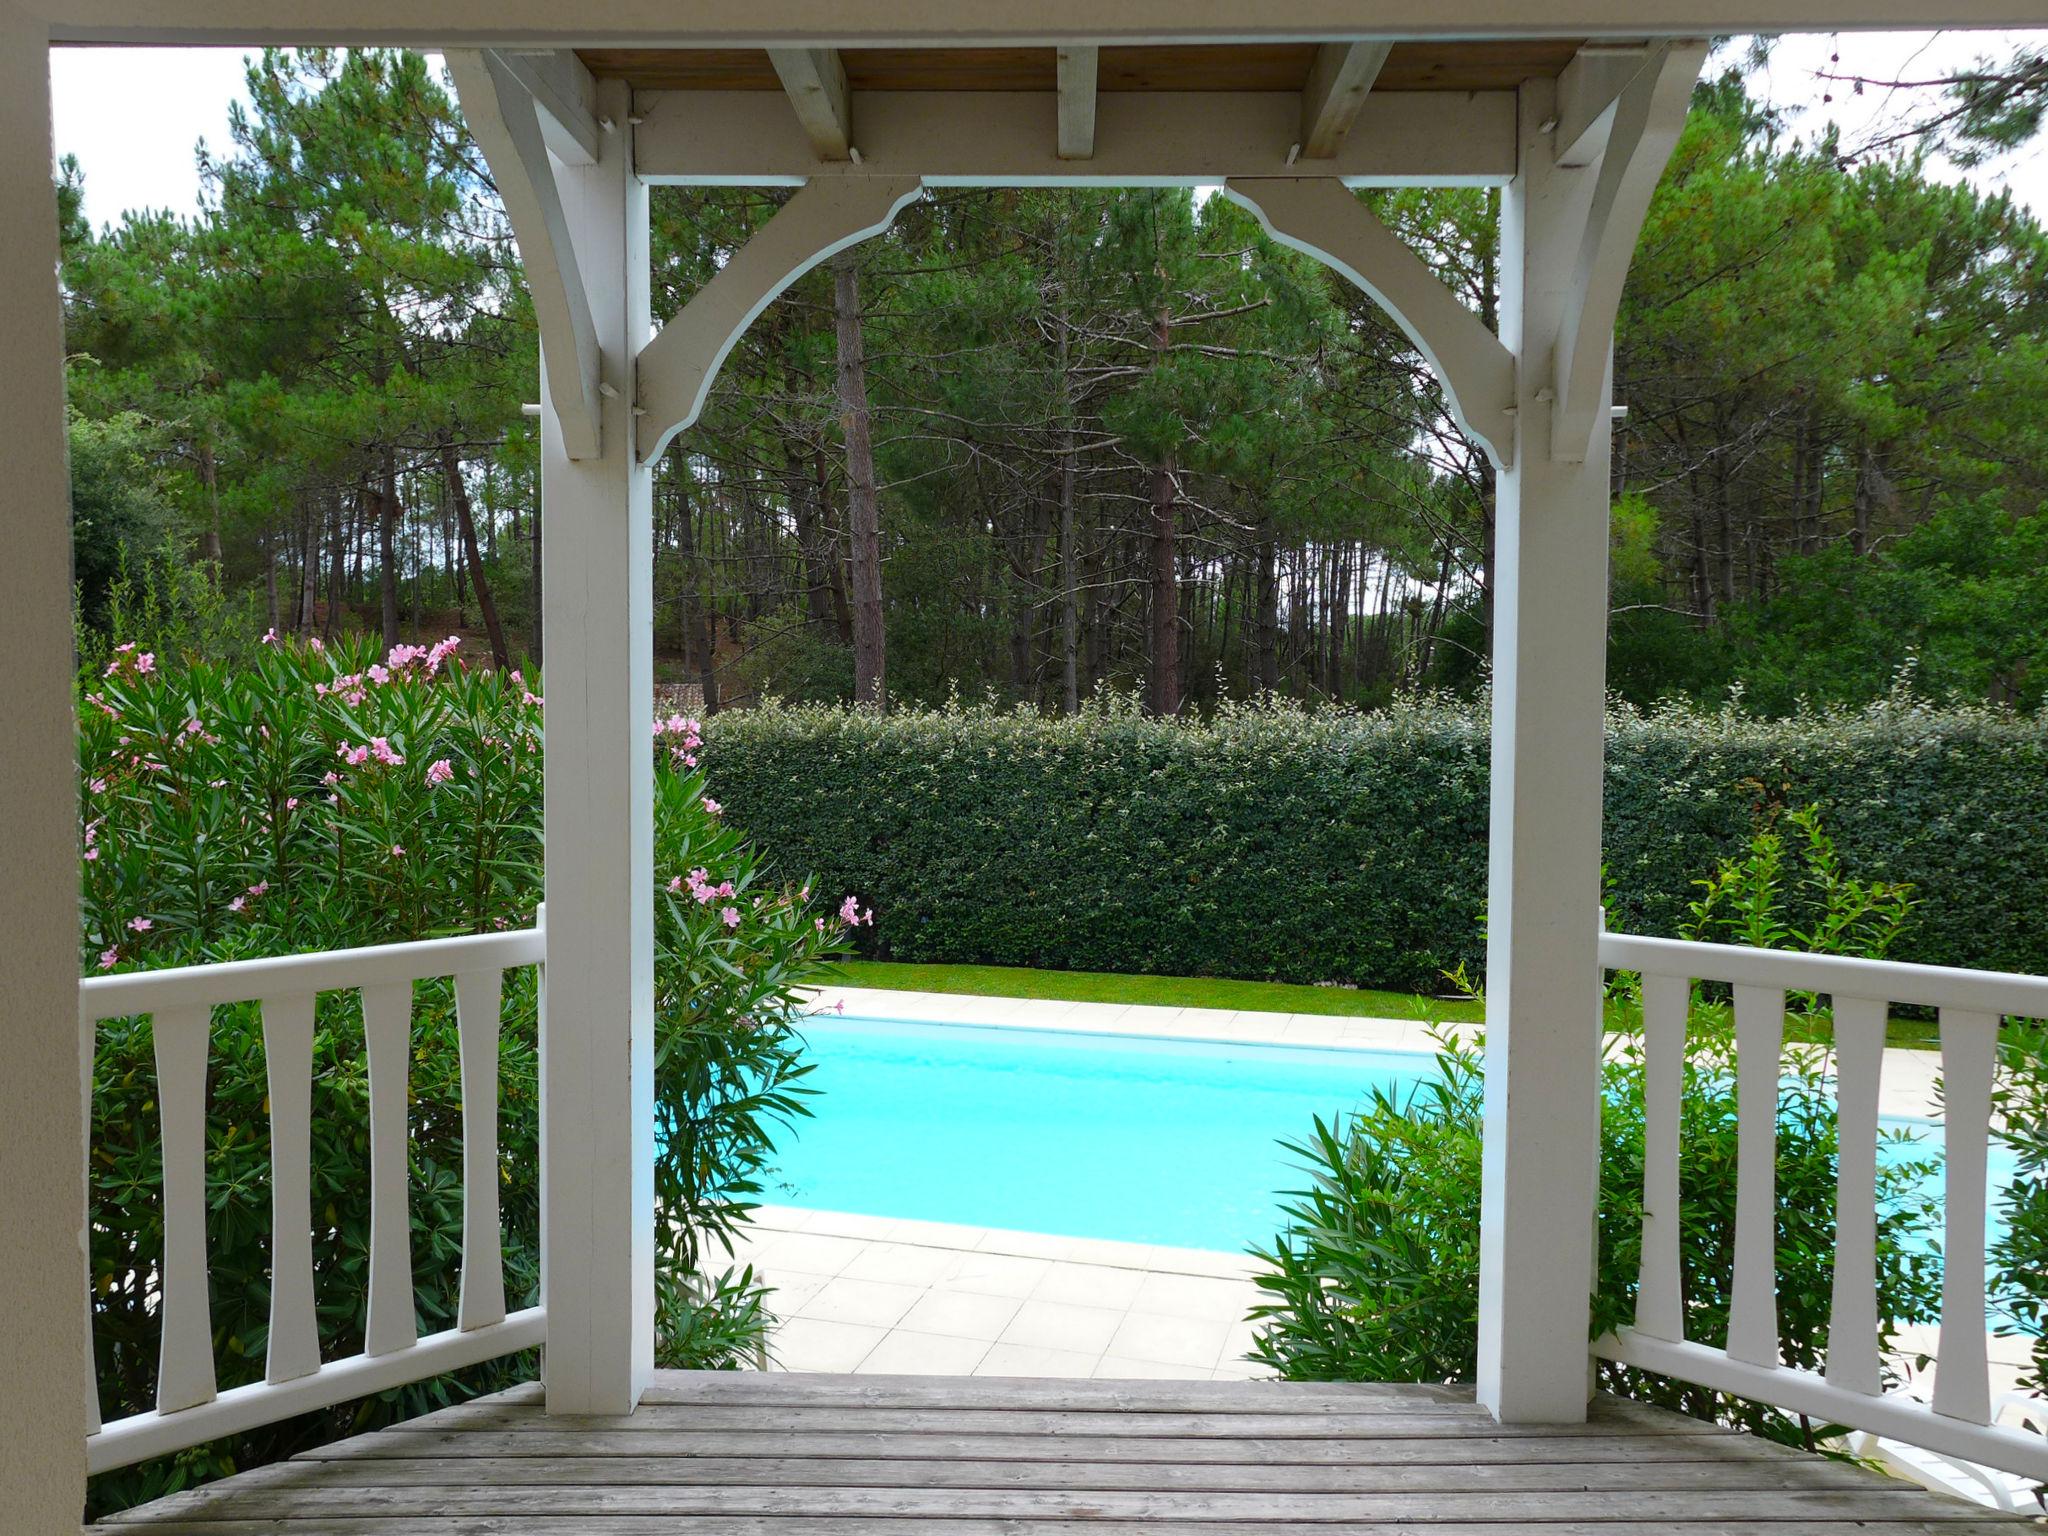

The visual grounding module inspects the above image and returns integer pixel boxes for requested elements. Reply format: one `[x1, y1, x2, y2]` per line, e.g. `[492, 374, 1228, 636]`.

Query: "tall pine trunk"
[378, 444, 402, 649]
[439, 438, 510, 668]
[834, 249, 885, 707]
[1146, 304, 1180, 717]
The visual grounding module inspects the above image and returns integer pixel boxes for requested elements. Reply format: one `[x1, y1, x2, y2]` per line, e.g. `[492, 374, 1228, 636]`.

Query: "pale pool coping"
[801, 983, 1949, 1122]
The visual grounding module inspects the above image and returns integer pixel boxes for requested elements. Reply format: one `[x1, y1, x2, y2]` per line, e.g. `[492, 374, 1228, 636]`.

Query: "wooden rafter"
[767, 47, 852, 160]
[1056, 45, 1097, 160]
[1299, 41, 1392, 158]
[445, 48, 604, 459]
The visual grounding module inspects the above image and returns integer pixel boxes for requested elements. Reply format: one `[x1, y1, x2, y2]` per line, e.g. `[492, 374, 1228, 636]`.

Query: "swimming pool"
[770, 1014, 2017, 1259]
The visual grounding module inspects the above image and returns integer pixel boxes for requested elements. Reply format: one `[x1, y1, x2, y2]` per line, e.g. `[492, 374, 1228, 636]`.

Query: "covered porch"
[87, 1372, 2034, 1534]
[3, 3, 2045, 1533]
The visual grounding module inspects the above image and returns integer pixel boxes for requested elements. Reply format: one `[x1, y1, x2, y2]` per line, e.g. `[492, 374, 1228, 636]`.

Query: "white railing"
[80, 916, 547, 1474]
[1595, 929, 2048, 1482]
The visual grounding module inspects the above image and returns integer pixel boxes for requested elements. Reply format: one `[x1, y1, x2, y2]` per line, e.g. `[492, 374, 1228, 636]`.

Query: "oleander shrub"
[702, 691, 2048, 988]
[81, 637, 857, 1513]
[1245, 1009, 1947, 1447]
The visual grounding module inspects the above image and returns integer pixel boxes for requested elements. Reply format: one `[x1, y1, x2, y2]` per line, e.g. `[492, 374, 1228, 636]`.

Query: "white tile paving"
[734, 1205, 1267, 1380]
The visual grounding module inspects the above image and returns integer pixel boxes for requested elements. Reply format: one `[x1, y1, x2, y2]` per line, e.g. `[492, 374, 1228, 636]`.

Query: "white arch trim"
[1223, 176, 1517, 470]
[1550, 39, 1707, 462]
[635, 176, 924, 462]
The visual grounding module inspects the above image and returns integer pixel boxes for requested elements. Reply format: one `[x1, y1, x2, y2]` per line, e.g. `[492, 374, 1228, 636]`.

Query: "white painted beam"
[1224, 177, 1514, 468]
[1550, 39, 1706, 462]
[636, 176, 923, 462]
[636, 90, 1516, 187]
[0, 12, 91, 1533]
[768, 46, 852, 160]
[447, 48, 605, 459]
[495, 48, 602, 165]
[1475, 73, 1612, 1426]
[39, 2, 2048, 46]
[1299, 41, 1392, 158]
[1553, 44, 1648, 168]
[1056, 45, 1097, 160]
[538, 74, 656, 1416]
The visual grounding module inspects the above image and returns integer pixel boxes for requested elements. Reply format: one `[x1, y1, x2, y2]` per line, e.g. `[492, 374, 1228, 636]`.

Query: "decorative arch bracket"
[1549, 39, 1708, 464]
[1223, 176, 1516, 471]
[447, 48, 605, 460]
[635, 176, 924, 463]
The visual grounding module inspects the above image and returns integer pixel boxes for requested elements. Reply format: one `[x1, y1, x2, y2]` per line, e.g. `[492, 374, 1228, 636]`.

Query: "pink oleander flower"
[667, 875, 685, 893]
[260, 628, 279, 646]
[307, 637, 323, 653]
[368, 664, 390, 684]
[247, 881, 269, 897]
[322, 770, 339, 785]
[115, 642, 135, 655]
[98, 947, 119, 970]
[815, 917, 826, 930]
[183, 718, 203, 736]
[702, 797, 722, 816]
[126, 916, 152, 933]
[229, 896, 245, 913]
[720, 905, 741, 930]
[368, 736, 404, 767]
[135, 652, 156, 674]
[390, 844, 406, 857]
[285, 797, 299, 811]
[84, 847, 99, 862]
[426, 758, 454, 785]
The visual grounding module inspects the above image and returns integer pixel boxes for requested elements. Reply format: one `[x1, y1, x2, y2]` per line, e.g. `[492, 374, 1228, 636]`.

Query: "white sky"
[45, 31, 2048, 233]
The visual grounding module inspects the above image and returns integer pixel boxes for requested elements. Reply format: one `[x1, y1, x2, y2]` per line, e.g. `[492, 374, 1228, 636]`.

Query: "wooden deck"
[100, 1371, 2035, 1533]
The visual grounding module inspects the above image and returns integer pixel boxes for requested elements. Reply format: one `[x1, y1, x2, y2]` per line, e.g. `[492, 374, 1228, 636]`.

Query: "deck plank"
[98, 1370, 2035, 1531]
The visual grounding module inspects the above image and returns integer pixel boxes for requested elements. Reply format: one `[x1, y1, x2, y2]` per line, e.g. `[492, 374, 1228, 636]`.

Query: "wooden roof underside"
[579, 41, 1587, 94]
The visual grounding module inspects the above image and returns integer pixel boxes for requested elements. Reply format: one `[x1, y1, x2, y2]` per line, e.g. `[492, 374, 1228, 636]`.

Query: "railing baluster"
[151, 1004, 217, 1414]
[82, 1014, 101, 1436]
[1635, 970, 1687, 1341]
[260, 994, 320, 1384]
[1824, 995, 1885, 1396]
[1932, 1007, 1996, 1426]
[361, 982, 417, 1357]
[1727, 984, 1784, 1369]
[455, 968, 507, 1332]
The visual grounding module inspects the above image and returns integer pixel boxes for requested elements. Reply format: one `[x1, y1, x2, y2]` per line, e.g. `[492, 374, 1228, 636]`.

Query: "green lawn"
[828, 959, 1942, 1049]
[830, 960, 1484, 1022]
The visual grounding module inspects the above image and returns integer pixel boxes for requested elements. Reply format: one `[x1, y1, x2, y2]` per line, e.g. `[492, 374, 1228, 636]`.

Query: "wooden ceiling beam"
[767, 46, 853, 160]
[1056, 45, 1097, 159]
[1298, 41, 1392, 158]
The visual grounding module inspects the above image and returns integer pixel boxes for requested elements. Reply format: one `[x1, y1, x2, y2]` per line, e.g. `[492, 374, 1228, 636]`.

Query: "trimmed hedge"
[703, 695, 2048, 991]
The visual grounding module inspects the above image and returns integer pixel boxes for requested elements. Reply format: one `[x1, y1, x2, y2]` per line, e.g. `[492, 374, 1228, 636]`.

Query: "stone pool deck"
[731, 1204, 1265, 1379]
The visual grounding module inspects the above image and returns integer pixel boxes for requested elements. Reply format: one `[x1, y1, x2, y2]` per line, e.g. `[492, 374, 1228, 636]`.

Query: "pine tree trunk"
[834, 249, 886, 707]
[440, 438, 510, 668]
[1255, 521, 1280, 694]
[378, 445, 402, 649]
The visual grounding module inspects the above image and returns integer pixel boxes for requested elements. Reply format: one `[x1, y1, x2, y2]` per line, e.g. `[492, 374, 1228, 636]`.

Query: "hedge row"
[702, 695, 2048, 991]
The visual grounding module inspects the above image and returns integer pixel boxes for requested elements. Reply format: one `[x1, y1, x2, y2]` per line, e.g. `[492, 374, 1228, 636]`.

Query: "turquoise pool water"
[771, 1015, 2019, 1259]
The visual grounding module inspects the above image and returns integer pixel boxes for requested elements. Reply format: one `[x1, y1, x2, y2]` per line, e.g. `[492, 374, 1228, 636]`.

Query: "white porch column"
[0, 9, 90, 1529]
[539, 77, 657, 1414]
[1475, 75, 1612, 1423]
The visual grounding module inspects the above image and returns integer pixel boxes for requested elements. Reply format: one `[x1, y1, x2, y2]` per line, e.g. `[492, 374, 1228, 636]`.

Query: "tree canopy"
[56, 49, 2048, 714]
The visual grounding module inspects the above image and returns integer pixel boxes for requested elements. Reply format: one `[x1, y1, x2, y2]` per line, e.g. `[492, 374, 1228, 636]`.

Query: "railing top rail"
[1599, 929, 2048, 1019]
[78, 923, 545, 1024]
